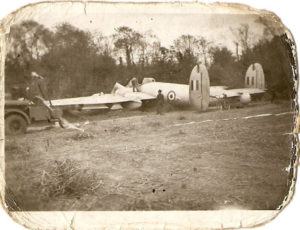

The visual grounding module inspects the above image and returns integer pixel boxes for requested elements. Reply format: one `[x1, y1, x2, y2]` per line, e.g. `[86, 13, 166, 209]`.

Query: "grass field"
[5, 102, 295, 211]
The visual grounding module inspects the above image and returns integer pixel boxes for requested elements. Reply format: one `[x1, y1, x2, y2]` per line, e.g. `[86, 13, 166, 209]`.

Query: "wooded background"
[5, 19, 294, 99]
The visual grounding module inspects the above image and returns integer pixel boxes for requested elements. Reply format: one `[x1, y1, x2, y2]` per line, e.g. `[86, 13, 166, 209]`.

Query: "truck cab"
[5, 94, 53, 135]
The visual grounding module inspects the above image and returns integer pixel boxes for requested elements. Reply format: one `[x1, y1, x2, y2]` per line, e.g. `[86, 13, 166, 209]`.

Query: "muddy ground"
[5, 102, 295, 211]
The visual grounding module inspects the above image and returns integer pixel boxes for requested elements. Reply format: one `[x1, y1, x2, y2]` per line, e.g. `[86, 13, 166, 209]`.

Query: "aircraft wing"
[124, 92, 156, 101]
[210, 86, 240, 99]
[210, 86, 265, 99]
[226, 88, 265, 95]
[50, 94, 128, 105]
[47, 91, 156, 110]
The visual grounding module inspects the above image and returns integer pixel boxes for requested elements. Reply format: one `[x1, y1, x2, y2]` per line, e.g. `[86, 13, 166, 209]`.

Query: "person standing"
[221, 93, 228, 110]
[156, 89, 164, 115]
[131, 77, 139, 92]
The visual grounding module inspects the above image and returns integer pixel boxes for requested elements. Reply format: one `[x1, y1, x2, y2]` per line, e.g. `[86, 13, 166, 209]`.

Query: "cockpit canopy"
[142, 78, 156, 84]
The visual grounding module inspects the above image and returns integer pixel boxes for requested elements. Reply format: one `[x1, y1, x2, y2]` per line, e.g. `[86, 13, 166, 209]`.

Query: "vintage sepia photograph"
[1, 1, 297, 219]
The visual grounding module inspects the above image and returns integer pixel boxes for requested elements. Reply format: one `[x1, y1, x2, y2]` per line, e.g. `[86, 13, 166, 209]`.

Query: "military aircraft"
[49, 64, 210, 112]
[112, 63, 265, 108]
[49, 63, 265, 112]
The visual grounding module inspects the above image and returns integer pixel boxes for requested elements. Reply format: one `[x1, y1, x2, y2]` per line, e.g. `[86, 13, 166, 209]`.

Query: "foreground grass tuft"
[70, 132, 94, 141]
[36, 159, 102, 199]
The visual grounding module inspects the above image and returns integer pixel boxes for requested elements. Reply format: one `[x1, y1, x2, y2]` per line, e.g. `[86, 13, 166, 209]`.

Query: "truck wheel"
[5, 114, 27, 135]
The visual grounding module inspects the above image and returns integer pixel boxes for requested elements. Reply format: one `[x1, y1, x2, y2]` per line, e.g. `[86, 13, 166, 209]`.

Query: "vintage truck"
[4, 97, 58, 135]
[5, 99, 50, 135]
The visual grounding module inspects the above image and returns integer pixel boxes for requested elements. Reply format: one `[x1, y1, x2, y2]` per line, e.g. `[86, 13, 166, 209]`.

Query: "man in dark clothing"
[221, 93, 229, 110]
[26, 72, 47, 104]
[156, 89, 164, 115]
[131, 77, 139, 92]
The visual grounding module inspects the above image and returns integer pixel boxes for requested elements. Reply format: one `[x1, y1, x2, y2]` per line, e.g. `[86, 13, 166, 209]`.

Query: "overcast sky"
[11, 3, 267, 54]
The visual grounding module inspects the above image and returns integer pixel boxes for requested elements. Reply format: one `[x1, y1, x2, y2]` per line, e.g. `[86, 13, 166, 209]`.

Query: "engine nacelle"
[121, 101, 142, 110]
[239, 93, 251, 104]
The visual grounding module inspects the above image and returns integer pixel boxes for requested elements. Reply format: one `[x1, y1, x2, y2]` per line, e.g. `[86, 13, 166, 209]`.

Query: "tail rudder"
[189, 64, 210, 112]
[245, 63, 265, 90]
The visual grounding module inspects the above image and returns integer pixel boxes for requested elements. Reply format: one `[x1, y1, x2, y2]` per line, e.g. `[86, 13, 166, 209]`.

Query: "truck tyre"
[5, 114, 27, 135]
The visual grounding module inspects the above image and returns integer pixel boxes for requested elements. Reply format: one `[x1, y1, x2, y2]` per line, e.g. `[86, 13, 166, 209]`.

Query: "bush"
[37, 159, 102, 199]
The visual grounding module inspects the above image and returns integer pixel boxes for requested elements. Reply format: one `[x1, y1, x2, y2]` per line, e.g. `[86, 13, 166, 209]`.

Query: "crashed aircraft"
[49, 63, 266, 112]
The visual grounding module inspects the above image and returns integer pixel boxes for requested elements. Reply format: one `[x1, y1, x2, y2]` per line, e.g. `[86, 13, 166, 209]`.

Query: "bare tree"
[136, 31, 162, 66]
[113, 26, 143, 66]
[196, 36, 212, 66]
[93, 31, 114, 56]
[7, 20, 53, 63]
[231, 24, 253, 55]
[173, 34, 198, 55]
[233, 41, 239, 61]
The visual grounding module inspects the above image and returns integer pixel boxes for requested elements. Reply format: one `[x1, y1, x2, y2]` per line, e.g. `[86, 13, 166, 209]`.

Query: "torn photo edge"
[0, 1, 299, 229]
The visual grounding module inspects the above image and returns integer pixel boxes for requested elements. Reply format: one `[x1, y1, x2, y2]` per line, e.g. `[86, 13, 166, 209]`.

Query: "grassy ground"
[5, 101, 295, 211]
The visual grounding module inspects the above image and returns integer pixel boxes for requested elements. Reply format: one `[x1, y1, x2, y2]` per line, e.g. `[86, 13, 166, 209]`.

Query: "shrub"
[37, 159, 102, 199]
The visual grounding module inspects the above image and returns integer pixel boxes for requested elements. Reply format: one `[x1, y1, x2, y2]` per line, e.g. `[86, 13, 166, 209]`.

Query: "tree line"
[5, 20, 294, 99]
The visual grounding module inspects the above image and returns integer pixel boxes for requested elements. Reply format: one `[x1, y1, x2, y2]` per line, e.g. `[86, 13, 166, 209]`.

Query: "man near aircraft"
[221, 93, 229, 110]
[26, 72, 47, 104]
[156, 89, 164, 115]
[131, 77, 139, 92]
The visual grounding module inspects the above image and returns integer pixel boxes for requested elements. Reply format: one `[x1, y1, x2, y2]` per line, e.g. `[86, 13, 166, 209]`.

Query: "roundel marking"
[167, 90, 176, 103]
